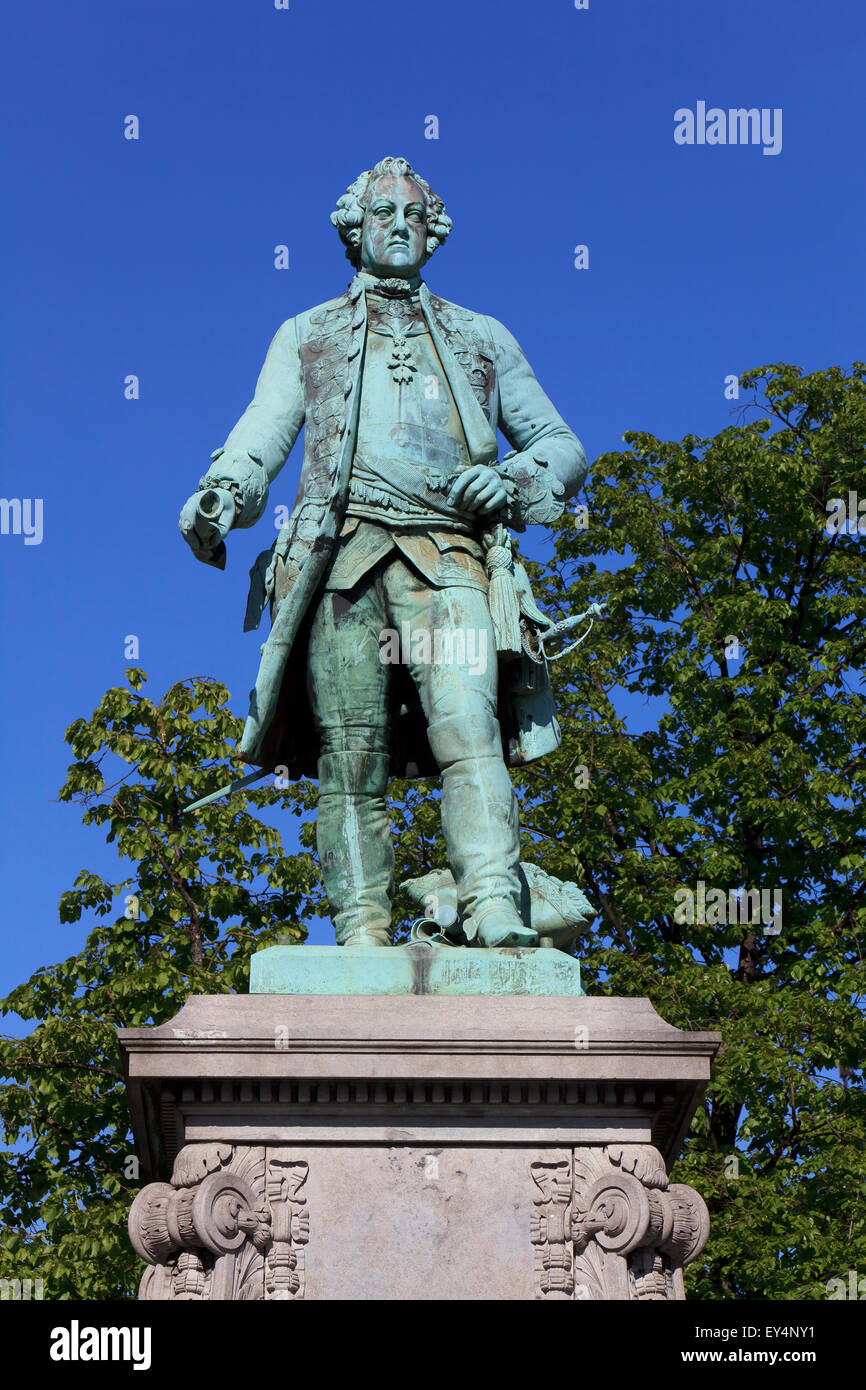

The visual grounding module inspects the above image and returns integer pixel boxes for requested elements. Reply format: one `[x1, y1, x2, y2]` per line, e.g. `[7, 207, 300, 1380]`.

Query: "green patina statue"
[180, 156, 591, 951]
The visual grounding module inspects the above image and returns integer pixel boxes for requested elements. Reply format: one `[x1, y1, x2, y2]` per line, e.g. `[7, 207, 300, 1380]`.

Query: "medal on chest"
[368, 296, 423, 386]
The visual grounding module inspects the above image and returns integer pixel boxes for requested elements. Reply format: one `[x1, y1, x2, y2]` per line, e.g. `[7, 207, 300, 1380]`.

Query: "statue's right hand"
[179, 487, 236, 568]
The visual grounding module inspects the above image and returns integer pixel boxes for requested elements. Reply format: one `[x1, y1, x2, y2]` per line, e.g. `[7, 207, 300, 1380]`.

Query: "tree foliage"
[521, 362, 866, 1297]
[0, 674, 320, 1297]
[2, 363, 864, 1300]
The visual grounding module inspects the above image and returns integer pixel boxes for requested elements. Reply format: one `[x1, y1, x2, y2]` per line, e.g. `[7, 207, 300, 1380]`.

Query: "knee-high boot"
[427, 714, 536, 947]
[316, 751, 394, 946]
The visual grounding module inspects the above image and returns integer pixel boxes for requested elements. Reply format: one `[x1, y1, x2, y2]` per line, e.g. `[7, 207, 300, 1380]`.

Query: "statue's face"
[360, 173, 428, 278]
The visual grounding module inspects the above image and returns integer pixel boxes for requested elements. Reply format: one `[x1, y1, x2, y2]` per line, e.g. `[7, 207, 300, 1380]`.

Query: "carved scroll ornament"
[532, 1145, 709, 1301]
[129, 1144, 309, 1301]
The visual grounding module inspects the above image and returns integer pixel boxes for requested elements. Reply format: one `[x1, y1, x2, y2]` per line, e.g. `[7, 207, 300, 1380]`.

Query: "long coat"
[201, 273, 587, 779]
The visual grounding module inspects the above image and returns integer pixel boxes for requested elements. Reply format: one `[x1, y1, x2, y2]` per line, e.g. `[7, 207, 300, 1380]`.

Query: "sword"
[537, 602, 606, 661]
[182, 767, 269, 815]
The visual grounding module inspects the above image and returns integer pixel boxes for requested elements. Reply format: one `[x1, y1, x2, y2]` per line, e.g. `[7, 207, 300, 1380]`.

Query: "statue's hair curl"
[330, 156, 452, 268]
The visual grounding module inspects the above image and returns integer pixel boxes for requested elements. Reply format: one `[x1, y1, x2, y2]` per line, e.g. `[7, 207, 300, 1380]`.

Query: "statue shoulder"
[480, 313, 529, 368]
[480, 312, 523, 354]
[425, 289, 485, 328]
[296, 289, 355, 339]
[267, 315, 300, 350]
[425, 291, 518, 357]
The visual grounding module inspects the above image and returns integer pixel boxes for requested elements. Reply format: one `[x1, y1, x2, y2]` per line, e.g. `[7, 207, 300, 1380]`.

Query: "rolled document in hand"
[197, 488, 223, 519]
[193, 487, 234, 545]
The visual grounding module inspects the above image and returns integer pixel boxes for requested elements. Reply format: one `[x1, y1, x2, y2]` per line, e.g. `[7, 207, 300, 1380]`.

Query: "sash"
[347, 453, 476, 532]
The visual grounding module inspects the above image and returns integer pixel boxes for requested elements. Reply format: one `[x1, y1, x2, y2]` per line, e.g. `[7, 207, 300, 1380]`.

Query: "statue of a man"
[179, 156, 588, 950]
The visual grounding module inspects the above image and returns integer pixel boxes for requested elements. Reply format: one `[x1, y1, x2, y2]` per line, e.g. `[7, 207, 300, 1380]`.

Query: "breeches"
[307, 554, 500, 767]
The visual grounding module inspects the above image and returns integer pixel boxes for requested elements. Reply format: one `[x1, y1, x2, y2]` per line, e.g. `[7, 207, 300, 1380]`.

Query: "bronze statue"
[180, 157, 589, 949]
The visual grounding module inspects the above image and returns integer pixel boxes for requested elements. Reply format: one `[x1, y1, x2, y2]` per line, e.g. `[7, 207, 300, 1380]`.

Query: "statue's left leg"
[386, 567, 536, 948]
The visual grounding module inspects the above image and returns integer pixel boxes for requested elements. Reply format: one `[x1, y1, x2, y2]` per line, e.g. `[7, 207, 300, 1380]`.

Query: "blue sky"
[1, 0, 864, 1002]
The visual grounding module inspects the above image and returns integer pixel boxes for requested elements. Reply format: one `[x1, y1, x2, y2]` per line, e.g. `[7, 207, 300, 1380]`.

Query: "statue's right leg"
[307, 583, 394, 947]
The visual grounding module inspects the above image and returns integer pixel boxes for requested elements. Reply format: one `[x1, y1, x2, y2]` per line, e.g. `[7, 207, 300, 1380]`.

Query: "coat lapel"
[420, 284, 498, 468]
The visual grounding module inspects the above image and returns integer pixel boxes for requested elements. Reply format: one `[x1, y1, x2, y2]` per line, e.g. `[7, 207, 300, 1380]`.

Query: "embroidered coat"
[199, 274, 587, 778]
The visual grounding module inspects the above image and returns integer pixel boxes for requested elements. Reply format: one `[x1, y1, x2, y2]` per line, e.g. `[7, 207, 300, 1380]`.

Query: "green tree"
[2, 363, 865, 1300]
[521, 361, 866, 1298]
[0, 673, 320, 1298]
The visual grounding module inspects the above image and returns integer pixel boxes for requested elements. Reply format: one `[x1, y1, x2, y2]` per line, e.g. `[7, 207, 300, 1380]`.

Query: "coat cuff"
[201, 449, 270, 527]
[495, 450, 566, 529]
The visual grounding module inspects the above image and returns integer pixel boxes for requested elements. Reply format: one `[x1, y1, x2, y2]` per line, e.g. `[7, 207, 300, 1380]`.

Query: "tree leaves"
[1, 670, 321, 1298]
[520, 362, 866, 1298]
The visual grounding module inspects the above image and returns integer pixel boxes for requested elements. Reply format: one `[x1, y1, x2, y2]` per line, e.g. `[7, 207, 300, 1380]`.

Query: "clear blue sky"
[1, 0, 864, 1001]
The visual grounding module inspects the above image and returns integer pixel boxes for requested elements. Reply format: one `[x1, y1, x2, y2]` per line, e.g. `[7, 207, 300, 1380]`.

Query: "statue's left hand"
[446, 464, 507, 516]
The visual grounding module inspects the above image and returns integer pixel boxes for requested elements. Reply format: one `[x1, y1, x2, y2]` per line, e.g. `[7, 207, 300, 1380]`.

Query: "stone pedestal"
[120, 954, 719, 1301]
